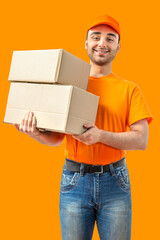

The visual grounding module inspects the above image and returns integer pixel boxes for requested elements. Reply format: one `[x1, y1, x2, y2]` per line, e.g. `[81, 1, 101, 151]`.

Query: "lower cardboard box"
[4, 82, 99, 135]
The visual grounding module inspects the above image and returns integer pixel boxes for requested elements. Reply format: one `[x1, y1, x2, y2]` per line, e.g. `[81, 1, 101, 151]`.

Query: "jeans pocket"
[60, 166, 80, 192]
[115, 165, 131, 193]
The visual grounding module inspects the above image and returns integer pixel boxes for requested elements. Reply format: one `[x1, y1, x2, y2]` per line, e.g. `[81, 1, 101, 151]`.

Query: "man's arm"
[72, 118, 149, 151]
[14, 111, 65, 147]
[99, 119, 148, 150]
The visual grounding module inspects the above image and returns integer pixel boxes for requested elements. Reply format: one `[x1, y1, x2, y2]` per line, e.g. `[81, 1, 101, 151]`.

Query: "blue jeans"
[59, 157, 132, 240]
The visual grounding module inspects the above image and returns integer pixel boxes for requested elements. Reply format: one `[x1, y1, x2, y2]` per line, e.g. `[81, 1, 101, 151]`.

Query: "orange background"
[0, 0, 159, 239]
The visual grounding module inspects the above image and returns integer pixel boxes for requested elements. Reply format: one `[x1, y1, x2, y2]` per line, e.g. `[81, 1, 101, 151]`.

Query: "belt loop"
[109, 163, 115, 176]
[80, 163, 85, 177]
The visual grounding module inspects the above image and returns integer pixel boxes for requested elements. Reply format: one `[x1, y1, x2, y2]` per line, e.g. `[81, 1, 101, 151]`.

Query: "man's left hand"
[72, 123, 102, 145]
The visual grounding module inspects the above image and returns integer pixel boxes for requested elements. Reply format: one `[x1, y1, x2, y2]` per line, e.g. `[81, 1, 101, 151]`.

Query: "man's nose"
[98, 38, 107, 48]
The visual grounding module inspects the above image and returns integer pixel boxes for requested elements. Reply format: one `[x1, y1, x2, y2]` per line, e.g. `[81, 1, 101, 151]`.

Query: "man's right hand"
[14, 111, 41, 138]
[14, 111, 65, 146]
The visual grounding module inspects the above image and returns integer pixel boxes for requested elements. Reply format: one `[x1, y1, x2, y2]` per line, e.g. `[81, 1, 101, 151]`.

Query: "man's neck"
[89, 61, 112, 78]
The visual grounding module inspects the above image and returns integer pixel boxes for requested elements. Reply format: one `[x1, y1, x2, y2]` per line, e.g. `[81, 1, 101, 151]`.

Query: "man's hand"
[14, 111, 41, 138]
[72, 119, 149, 150]
[14, 111, 65, 146]
[72, 123, 102, 145]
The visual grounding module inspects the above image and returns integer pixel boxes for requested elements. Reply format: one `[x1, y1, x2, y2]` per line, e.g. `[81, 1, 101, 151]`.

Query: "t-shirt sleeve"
[127, 85, 153, 127]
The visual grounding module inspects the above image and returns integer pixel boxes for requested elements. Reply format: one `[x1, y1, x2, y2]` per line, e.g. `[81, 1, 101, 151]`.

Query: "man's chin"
[94, 60, 110, 66]
[88, 53, 114, 65]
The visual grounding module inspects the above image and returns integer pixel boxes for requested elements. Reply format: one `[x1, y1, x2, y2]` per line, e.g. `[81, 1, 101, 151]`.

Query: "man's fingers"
[79, 131, 90, 139]
[19, 112, 29, 132]
[24, 111, 31, 131]
[73, 130, 90, 139]
[19, 118, 25, 132]
[14, 111, 39, 135]
[32, 116, 37, 132]
[28, 112, 33, 131]
[83, 123, 95, 129]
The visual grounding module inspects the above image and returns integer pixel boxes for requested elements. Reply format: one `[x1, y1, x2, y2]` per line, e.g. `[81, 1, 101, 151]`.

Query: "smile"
[94, 50, 109, 53]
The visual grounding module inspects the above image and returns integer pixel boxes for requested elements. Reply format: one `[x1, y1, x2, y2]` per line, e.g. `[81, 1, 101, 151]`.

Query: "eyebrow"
[90, 32, 117, 39]
[107, 33, 117, 39]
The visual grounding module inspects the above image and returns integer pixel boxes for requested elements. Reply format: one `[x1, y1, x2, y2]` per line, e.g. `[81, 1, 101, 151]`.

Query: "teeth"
[95, 50, 108, 53]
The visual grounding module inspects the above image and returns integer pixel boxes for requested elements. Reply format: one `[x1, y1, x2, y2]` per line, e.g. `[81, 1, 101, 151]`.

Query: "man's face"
[85, 24, 120, 66]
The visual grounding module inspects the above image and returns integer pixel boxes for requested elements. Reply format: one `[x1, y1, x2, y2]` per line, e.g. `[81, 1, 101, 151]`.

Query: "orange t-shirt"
[64, 73, 153, 165]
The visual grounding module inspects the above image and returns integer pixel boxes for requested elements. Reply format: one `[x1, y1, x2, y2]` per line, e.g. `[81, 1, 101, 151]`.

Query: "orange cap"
[87, 15, 120, 39]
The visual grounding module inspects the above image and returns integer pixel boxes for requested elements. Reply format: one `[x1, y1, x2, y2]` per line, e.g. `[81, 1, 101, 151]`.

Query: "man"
[15, 15, 153, 240]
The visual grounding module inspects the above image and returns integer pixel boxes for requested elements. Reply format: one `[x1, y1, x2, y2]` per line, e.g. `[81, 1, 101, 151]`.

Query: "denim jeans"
[59, 157, 132, 240]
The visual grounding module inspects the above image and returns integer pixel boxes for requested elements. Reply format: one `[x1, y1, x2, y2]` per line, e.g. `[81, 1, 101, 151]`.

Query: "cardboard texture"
[4, 82, 99, 135]
[8, 49, 91, 90]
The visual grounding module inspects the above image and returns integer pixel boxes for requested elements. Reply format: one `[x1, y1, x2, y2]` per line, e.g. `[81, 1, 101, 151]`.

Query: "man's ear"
[116, 42, 121, 53]
[85, 40, 88, 50]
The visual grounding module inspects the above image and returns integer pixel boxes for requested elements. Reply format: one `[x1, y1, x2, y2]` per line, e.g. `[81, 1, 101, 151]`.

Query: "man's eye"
[108, 38, 114, 42]
[93, 36, 99, 40]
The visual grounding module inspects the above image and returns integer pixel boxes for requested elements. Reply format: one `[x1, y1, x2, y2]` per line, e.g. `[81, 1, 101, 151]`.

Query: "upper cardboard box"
[8, 49, 91, 90]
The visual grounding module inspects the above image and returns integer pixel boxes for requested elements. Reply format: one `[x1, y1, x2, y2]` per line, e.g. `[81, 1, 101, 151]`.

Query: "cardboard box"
[4, 82, 99, 134]
[8, 49, 91, 90]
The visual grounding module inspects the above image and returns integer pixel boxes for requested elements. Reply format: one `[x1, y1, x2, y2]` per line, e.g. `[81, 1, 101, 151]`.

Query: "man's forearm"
[28, 131, 65, 147]
[99, 129, 146, 150]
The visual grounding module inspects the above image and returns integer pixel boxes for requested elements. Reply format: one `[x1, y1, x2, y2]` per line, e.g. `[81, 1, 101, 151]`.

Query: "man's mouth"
[94, 49, 109, 54]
